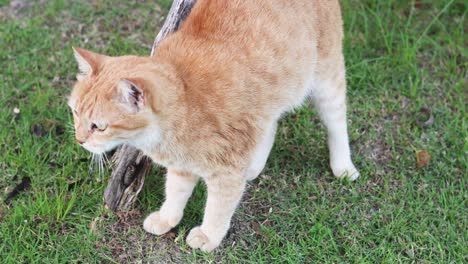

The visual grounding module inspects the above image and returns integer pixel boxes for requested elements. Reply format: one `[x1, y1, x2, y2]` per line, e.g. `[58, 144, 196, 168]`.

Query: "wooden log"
[104, 0, 197, 212]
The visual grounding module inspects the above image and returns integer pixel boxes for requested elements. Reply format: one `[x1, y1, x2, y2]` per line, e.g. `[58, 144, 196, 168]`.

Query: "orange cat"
[69, 0, 359, 252]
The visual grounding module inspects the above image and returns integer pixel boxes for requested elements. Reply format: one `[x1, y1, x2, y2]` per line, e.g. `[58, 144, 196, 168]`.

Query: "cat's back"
[156, 0, 345, 117]
[179, 0, 343, 59]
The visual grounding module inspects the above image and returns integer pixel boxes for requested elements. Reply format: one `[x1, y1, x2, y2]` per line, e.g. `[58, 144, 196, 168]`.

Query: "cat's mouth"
[82, 141, 120, 154]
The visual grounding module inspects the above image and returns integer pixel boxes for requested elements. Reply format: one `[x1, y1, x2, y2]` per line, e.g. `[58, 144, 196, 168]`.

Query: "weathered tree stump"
[104, 0, 196, 212]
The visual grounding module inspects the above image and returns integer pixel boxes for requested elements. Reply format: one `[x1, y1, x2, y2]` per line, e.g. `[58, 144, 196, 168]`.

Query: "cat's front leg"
[144, 168, 198, 235]
[186, 173, 246, 252]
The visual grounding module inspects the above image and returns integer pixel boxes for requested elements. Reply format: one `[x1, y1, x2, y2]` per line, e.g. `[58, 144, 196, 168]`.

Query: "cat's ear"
[117, 79, 145, 112]
[72, 46, 104, 80]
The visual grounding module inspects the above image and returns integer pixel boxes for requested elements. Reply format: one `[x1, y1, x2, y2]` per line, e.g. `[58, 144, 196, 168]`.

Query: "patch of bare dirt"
[100, 185, 273, 263]
[0, 0, 30, 19]
[100, 209, 189, 263]
[354, 95, 414, 173]
[364, 139, 393, 167]
[53, 2, 163, 51]
[0, 0, 48, 21]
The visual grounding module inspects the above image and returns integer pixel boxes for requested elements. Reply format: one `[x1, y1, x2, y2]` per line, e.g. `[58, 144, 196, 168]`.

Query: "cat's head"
[68, 47, 156, 154]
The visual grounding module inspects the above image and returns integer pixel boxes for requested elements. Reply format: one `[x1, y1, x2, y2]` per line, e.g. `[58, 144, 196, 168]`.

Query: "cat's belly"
[148, 150, 215, 179]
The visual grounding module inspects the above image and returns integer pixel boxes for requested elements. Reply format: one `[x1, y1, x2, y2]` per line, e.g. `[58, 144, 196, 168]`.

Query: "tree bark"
[104, 0, 196, 212]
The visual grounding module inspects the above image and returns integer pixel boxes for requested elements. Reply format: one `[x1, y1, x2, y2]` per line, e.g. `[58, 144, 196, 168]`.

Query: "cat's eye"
[90, 123, 107, 132]
[72, 109, 78, 116]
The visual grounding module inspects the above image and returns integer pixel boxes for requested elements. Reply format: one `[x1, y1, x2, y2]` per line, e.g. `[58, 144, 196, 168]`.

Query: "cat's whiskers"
[88, 151, 111, 178]
[90, 153, 111, 176]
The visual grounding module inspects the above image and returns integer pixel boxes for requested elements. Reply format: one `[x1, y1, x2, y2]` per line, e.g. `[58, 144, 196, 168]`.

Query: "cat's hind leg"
[144, 168, 198, 235]
[311, 61, 359, 181]
[244, 122, 277, 181]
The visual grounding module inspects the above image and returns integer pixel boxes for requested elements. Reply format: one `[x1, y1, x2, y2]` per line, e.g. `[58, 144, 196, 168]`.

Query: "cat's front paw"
[332, 163, 360, 181]
[143, 211, 174, 235]
[186, 226, 220, 252]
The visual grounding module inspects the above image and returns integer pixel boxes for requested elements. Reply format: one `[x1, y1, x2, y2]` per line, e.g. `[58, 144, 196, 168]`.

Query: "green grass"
[0, 0, 466, 263]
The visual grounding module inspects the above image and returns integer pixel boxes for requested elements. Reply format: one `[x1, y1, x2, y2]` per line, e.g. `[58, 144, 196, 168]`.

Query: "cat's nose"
[77, 139, 85, 145]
